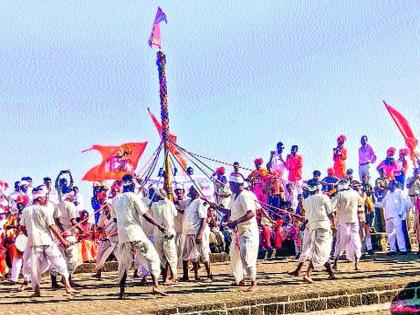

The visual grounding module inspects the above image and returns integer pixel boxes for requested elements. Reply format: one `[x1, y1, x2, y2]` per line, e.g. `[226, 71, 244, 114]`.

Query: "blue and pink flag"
[148, 7, 168, 49]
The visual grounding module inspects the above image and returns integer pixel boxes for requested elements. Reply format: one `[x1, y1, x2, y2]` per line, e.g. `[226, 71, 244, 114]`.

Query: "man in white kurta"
[228, 174, 259, 292]
[300, 184, 336, 283]
[20, 187, 77, 297]
[181, 186, 212, 282]
[57, 192, 81, 279]
[151, 189, 178, 284]
[332, 181, 363, 270]
[94, 205, 118, 278]
[376, 180, 410, 255]
[110, 174, 166, 298]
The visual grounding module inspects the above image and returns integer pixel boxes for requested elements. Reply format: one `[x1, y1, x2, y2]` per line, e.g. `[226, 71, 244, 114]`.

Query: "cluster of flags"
[80, 8, 418, 183]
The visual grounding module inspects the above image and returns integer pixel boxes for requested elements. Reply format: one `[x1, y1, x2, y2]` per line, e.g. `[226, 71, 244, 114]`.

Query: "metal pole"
[156, 50, 173, 200]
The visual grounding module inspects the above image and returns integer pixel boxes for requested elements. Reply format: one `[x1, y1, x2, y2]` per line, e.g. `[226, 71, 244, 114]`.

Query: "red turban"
[216, 167, 225, 175]
[327, 168, 335, 176]
[337, 135, 347, 143]
[254, 158, 264, 166]
[387, 147, 396, 156]
[399, 148, 409, 156]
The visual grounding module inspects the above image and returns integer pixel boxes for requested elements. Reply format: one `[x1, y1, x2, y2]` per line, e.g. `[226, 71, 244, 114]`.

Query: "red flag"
[82, 142, 147, 181]
[384, 101, 418, 164]
[147, 108, 187, 171]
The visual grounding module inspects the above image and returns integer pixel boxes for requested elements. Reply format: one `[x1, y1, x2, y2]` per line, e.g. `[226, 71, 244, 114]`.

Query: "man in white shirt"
[299, 183, 336, 283]
[332, 180, 363, 270]
[44, 177, 59, 205]
[151, 189, 178, 284]
[20, 187, 77, 297]
[181, 186, 212, 282]
[73, 186, 85, 213]
[94, 204, 118, 279]
[228, 174, 259, 292]
[174, 184, 191, 268]
[109, 174, 167, 299]
[56, 191, 84, 284]
[376, 180, 410, 255]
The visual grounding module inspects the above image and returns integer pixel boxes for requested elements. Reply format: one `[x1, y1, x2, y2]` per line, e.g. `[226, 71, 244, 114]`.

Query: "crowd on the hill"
[0, 135, 419, 295]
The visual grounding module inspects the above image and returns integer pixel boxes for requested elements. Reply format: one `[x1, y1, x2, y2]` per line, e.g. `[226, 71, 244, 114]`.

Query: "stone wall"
[164, 282, 420, 315]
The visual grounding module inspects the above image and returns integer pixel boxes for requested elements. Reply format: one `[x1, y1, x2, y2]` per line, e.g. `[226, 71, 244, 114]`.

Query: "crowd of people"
[0, 134, 419, 296]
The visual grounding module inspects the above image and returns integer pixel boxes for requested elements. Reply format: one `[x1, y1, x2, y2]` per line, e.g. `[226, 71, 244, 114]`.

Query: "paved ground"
[0, 253, 419, 314]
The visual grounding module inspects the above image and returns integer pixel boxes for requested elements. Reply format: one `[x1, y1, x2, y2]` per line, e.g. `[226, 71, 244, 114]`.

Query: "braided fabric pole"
[157, 50, 173, 200]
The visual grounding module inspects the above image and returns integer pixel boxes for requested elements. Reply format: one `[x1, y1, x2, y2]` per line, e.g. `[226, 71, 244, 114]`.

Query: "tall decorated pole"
[157, 50, 172, 200]
[148, 8, 172, 199]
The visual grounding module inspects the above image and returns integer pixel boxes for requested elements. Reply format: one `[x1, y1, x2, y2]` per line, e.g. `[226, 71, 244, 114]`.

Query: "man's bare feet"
[30, 292, 41, 298]
[303, 275, 314, 283]
[66, 287, 79, 295]
[194, 277, 203, 282]
[244, 284, 258, 292]
[152, 286, 167, 296]
[327, 275, 337, 280]
[17, 283, 29, 292]
[287, 270, 300, 277]
[332, 264, 338, 270]
[179, 277, 190, 282]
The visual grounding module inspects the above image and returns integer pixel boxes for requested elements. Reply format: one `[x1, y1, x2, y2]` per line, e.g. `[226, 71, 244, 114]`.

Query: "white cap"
[174, 183, 185, 191]
[19, 180, 30, 187]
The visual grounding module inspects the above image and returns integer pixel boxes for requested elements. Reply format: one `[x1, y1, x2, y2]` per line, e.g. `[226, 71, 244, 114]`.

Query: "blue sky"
[0, 1, 419, 200]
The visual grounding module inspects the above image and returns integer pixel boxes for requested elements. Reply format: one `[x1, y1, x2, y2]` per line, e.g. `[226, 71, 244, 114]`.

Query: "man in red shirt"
[286, 145, 303, 193]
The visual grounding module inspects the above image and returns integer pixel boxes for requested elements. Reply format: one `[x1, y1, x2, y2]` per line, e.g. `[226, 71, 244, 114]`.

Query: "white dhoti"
[23, 244, 69, 289]
[175, 233, 186, 267]
[298, 229, 311, 263]
[182, 230, 210, 263]
[95, 238, 119, 271]
[386, 217, 406, 253]
[154, 232, 178, 274]
[302, 228, 332, 270]
[229, 226, 259, 284]
[61, 235, 79, 275]
[118, 238, 160, 281]
[334, 223, 362, 261]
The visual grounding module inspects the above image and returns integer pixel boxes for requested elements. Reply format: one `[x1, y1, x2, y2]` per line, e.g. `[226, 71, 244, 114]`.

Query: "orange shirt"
[286, 154, 303, 181]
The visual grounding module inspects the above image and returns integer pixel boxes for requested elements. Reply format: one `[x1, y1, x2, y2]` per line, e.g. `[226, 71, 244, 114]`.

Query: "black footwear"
[387, 251, 397, 256]
[400, 251, 408, 255]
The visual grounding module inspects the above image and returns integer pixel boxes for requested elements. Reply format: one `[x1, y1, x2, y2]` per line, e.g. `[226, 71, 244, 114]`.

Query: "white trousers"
[386, 217, 406, 253]
[154, 232, 178, 274]
[334, 223, 362, 261]
[118, 239, 161, 281]
[359, 164, 370, 181]
[230, 228, 259, 284]
[95, 238, 119, 270]
[10, 257, 23, 282]
[23, 245, 69, 289]
[59, 235, 79, 275]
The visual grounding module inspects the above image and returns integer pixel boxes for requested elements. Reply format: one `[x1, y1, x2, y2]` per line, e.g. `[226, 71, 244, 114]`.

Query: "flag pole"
[156, 49, 173, 200]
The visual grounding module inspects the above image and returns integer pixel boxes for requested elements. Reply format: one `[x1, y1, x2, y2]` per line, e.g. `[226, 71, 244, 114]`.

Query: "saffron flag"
[82, 142, 148, 181]
[384, 101, 418, 164]
[147, 108, 187, 171]
[148, 7, 168, 49]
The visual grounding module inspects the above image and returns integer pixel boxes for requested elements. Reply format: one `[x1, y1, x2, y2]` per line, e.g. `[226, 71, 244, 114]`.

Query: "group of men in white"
[16, 164, 419, 298]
